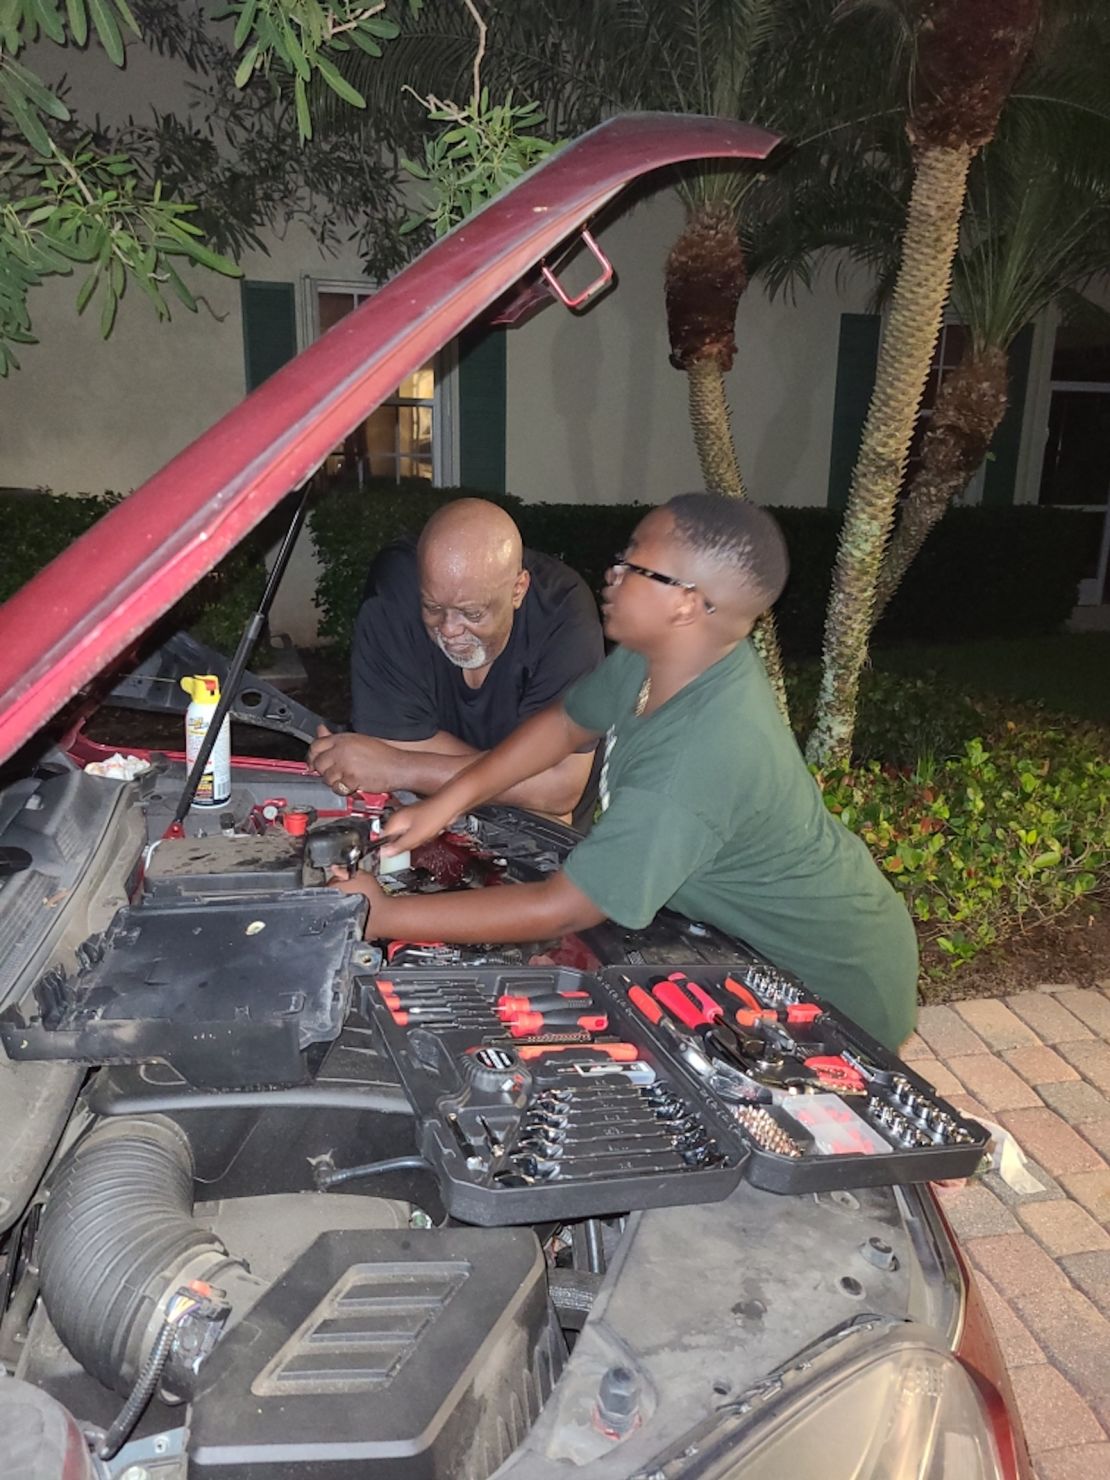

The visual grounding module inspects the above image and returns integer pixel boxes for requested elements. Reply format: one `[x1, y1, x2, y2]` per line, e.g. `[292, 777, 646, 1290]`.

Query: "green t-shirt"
[562, 643, 918, 1050]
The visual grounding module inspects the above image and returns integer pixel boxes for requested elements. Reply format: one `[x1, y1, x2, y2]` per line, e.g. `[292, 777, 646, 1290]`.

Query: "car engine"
[0, 739, 992, 1480]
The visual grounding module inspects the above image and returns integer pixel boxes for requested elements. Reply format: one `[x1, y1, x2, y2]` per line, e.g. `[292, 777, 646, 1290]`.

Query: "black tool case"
[365, 961, 989, 1221]
[361, 967, 750, 1225]
[0, 892, 366, 1088]
[600, 963, 990, 1194]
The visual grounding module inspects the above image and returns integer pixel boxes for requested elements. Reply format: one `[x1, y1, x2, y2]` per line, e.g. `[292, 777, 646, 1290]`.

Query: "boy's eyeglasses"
[610, 554, 717, 614]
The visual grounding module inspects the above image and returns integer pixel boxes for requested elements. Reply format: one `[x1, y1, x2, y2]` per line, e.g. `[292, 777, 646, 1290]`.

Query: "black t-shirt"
[350, 540, 604, 751]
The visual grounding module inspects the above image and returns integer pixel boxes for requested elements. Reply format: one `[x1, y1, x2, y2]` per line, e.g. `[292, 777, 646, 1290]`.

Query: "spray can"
[180, 675, 231, 807]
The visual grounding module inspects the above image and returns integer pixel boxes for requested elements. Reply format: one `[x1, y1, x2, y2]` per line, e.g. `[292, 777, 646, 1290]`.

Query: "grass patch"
[873, 634, 1110, 725]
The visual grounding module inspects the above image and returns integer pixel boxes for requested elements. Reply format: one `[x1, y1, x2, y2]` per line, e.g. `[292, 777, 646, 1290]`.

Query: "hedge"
[308, 482, 1094, 659]
[5, 484, 1090, 660]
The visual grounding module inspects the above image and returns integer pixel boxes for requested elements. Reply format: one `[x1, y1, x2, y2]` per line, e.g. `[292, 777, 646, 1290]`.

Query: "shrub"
[816, 721, 1110, 977]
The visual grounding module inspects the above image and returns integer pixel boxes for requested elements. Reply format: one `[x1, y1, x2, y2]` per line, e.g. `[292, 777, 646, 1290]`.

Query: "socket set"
[359, 967, 750, 1224]
[602, 963, 990, 1193]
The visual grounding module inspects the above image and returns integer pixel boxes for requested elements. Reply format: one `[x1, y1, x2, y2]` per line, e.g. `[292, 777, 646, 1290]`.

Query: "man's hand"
[307, 725, 411, 797]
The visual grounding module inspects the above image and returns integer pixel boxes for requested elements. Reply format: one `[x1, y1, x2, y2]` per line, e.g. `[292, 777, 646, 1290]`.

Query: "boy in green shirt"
[337, 494, 919, 1050]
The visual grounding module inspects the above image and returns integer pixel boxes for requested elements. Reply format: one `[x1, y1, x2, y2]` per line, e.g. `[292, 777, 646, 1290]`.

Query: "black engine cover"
[187, 1227, 562, 1480]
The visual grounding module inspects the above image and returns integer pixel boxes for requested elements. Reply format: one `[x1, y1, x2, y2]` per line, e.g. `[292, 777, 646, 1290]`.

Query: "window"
[313, 284, 446, 486]
[1037, 323, 1110, 604]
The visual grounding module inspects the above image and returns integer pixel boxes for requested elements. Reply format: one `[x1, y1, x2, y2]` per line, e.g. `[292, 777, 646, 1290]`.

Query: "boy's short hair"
[666, 493, 789, 612]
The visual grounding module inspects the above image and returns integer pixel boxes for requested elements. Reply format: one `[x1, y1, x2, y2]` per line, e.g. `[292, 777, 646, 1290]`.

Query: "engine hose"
[98, 1317, 176, 1460]
[38, 1117, 232, 1396]
[315, 1154, 429, 1189]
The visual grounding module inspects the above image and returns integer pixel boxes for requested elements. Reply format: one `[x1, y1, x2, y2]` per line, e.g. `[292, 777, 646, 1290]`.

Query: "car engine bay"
[0, 714, 988, 1480]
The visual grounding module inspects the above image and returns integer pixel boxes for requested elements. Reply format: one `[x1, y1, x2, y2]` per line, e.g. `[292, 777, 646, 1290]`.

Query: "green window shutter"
[981, 324, 1034, 507]
[458, 325, 507, 493]
[827, 313, 881, 510]
[241, 280, 297, 392]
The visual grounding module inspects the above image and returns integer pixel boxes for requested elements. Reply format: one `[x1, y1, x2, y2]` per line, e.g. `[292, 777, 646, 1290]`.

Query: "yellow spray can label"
[180, 675, 231, 806]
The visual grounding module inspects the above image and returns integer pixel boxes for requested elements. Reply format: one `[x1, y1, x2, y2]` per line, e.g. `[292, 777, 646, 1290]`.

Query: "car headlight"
[686, 1328, 1009, 1480]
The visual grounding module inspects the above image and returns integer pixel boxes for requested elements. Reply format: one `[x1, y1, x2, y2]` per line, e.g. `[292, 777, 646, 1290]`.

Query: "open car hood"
[0, 113, 777, 765]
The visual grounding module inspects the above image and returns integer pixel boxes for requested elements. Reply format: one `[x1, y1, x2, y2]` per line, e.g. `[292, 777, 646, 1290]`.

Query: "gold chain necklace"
[633, 677, 652, 717]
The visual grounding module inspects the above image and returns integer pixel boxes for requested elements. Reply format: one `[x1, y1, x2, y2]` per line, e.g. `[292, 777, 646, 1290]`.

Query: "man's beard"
[434, 631, 489, 670]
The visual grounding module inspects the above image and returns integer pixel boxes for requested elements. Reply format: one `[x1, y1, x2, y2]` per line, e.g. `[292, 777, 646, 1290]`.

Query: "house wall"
[504, 187, 870, 509]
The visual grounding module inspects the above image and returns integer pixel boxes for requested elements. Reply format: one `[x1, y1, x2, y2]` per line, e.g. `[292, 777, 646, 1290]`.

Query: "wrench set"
[362, 960, 989, 1222]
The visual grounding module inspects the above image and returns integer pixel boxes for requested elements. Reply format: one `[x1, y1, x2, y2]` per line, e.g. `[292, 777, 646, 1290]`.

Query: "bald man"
[307, 499, 604, 819]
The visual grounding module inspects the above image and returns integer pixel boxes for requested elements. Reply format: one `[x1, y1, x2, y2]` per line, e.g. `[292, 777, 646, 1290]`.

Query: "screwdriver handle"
[627, 985, 663, 1024]
[508, 1011, 608, 1035]
[653, 981, 706, 1030]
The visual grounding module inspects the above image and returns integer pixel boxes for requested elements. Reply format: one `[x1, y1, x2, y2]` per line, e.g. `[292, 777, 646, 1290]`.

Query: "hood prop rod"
[167, 485, 312, 835]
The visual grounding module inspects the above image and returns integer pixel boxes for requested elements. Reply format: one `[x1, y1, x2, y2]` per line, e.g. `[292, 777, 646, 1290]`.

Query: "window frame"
[304, 276, 458, 485]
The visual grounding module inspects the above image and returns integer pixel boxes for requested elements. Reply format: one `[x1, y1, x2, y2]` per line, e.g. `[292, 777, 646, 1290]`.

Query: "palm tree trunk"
[873, 343, 1009, 621]
[667, 206, 789, 721]
[686, 357, 747, 497]
[685, 354, 789, 714]
[806, 144, 972, 766]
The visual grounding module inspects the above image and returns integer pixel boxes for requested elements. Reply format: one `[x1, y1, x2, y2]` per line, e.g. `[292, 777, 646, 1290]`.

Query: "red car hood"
[0, 113, 777, 765]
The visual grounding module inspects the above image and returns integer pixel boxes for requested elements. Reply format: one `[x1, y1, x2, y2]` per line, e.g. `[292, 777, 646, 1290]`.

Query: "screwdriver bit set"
[361, 959, 990, 1220]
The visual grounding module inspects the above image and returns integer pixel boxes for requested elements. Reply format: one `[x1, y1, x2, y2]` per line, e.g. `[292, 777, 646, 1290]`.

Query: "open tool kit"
[363, 959, 989, 1223]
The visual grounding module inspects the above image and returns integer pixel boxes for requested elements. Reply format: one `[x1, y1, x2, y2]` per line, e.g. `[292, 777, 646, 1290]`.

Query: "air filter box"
[187, 1227, 562, 1480]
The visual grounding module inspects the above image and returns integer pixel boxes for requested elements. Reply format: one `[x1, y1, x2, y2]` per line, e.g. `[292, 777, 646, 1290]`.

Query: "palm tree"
[804, 0, 1042, 766]
[873, 38, 1110, 615]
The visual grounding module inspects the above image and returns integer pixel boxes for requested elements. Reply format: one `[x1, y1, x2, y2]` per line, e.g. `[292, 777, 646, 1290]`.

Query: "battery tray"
[0, 892, 366, 1088]
[365, 960, 989, 1223]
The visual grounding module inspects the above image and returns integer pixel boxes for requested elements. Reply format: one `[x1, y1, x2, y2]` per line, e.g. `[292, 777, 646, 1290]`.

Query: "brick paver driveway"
[903, 983, 1110, 1479]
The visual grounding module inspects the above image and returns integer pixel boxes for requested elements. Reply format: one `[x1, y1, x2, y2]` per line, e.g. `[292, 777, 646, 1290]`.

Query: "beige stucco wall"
[504, 186, 871, 509]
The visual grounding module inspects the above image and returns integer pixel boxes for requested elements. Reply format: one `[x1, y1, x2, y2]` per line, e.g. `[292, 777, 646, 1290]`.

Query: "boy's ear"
[670, 589, 702, 628]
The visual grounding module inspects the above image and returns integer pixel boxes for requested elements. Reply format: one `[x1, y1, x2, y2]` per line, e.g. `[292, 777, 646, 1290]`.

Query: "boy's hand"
[379, 794, 462, 856]
[308, 725, 407, 796]
[327, 865, 393, 937]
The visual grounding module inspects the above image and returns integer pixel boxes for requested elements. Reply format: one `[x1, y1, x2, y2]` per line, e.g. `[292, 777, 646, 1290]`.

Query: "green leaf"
[164, 261, 196, 311]
[65, 0, 88, 46]
[75, 266, 99, 313]
[9, 95, 53, 156]
[99, 283, 117, 337]
[8, 59, 69, 119]
[361, 14, 400, 38]
[87, 0, 123, 64]
[232, 0, 257, 49]
[174, 238, 241, 276]
[346, 28, 381, 56]
[293, 72, 312, 141]
[233, 42, 260, 88]
[315, 54, 364, 109]
[278, 10, 310, 80]
[30, 0, 67, 44]
[111, 0, 137, 37]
